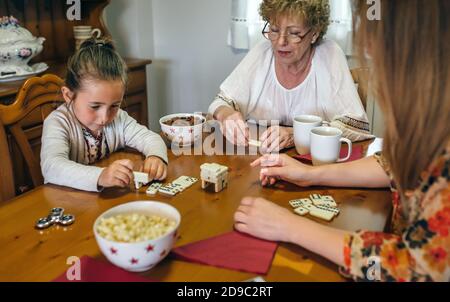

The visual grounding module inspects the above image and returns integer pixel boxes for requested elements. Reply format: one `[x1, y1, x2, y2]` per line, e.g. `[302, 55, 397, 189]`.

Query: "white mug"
[73, 26, 102, 50]
[310, 126, 352, 166]
[293, 115, 322, 155]
[73, 26, 102, 39]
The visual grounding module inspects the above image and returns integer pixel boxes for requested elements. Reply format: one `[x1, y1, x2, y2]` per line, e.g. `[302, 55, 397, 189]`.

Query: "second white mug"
[310, 126, 352, 166]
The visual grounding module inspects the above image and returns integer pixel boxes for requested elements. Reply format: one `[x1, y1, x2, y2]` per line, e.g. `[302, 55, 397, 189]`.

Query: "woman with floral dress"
[233, 0, 450, 281]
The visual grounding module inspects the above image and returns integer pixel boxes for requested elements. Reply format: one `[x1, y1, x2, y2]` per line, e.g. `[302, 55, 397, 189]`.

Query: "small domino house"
[200, 163, 229, 193]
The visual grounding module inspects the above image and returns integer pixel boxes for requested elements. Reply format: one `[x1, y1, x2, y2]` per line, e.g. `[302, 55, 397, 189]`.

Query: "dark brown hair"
[66, 37, 128, 93]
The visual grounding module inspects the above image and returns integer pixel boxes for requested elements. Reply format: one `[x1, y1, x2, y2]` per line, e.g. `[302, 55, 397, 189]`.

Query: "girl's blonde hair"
[260, 0, 330, 44]
[353, 0, 450, 197]
[66, 37, 128, 94]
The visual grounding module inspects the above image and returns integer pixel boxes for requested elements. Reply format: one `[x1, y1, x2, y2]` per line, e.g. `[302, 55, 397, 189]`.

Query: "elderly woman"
[209, 0, 372, 152]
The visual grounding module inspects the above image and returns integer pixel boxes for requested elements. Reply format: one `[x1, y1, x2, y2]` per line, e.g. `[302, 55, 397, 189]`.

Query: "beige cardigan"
[40, 103, 168, 192]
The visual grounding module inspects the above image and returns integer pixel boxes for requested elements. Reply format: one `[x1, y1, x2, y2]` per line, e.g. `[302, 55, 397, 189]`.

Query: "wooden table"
[0, 139, 391, 282]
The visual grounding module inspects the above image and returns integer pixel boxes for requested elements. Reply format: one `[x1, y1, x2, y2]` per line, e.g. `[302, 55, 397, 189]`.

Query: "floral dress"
[82, 127, 110, 164]
[340, 143, 450, 281]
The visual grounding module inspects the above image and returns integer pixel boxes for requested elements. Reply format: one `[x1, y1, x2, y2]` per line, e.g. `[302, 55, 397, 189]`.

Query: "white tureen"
[0, 16, 48, 81]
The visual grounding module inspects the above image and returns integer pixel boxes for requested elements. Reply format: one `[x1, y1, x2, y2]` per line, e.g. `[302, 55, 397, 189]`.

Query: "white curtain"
[228, 0, 264, 50]
[325, 0, 353, 55]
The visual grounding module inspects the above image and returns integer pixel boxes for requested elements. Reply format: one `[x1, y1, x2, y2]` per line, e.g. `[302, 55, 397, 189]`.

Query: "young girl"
[41, 38, 168, 192]
[235, 0, 450, 281]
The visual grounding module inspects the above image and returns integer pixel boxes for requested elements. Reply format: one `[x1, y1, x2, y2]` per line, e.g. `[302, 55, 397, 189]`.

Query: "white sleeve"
[40, 115, 104, 192]
[120, 110, 168, 164]
[321, 41, 374, 141]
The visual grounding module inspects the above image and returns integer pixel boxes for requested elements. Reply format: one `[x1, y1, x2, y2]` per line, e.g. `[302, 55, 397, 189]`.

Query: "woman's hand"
[260, 126, 294, 153]
[98, 159, 134, 188]
[234, 197, 297, 242]
[215, 106, 249, 146]
[250, 154, 318, 187]
[142, 156, 167, 181]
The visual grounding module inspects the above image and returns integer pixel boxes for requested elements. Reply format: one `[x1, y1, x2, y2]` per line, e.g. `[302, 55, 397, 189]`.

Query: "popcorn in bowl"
[93, 201, 181, 272]
[96, 213, 177, 243]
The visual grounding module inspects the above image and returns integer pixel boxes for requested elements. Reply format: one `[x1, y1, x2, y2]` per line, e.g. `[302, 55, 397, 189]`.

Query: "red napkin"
[293, 145, 363, 164]
[53, 255, 156, 282]
[171, 231, 278, 275]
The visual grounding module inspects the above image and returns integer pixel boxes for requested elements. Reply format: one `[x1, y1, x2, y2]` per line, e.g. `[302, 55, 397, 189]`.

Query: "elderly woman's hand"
[260, 126, 294, 153]
[251, 153, 317, 187]
[217, 107, 249, 146]
[234, 197, 296, 242]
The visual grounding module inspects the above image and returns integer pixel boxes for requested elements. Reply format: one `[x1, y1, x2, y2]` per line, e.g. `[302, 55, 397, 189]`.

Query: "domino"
[162, 183, 183, 193]
[171, 183, 183, 192]
[308, 207, 336, 221]
[302, 204, 337, 221]
[294, 206, 309, 216]
[185, 176, 198, 184]
[200, 163, 228, 193]
[289, 198, 312, 208]
[172, 176, 198, 191]
[249, 139, 262, 147]
[133, 172, 149, 184]
[312, 199, 338, 208]
[321, 195, 335, 202]
[315, 204, 340, 214]
[310, 194, 322, 203]
[299, 198, 313, 206]
[309, 194, 338, 207]
[319, 195, 338, 207]
[158, 186, 177, 196]
[289, 200, 303, 208]
[146, 182, 162, 195]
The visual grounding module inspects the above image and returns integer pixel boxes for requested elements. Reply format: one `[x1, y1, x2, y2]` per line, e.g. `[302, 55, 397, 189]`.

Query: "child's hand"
[98, 159, 134, 188]
[142, 156, 167, 181]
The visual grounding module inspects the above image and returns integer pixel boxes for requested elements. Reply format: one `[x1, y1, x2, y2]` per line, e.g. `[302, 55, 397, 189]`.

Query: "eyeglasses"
[262, 21, 312, 44]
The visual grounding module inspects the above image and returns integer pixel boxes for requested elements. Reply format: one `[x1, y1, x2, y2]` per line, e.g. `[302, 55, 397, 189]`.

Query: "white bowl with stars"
[159, 113, 206, 147]
[93, 201, 181, 272]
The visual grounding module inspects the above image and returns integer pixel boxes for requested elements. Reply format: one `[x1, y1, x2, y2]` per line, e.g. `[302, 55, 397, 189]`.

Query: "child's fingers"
[158, 164, 167, 180]
[154, 164, 165, 180]
[160, 167, 167, 180]
[148, 162, 160, 180]
[115, 159, 134, 172]
[115, 165, 133, 183]
[114, 170, 131, 187]
[142, 159, 152, 174]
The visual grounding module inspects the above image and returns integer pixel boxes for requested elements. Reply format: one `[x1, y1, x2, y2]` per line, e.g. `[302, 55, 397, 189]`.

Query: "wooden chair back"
[0, 74, 65, 201]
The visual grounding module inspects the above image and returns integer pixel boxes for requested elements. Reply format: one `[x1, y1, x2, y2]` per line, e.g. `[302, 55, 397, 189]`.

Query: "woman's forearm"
[213, 105, 236, 122]
[283, 214, 349, 266]
[312, 156, 390, 188]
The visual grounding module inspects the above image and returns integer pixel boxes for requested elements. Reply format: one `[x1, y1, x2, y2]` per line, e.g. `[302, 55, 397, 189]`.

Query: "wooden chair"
[0, 74, 65, 201]
[351, 67, 370, 110]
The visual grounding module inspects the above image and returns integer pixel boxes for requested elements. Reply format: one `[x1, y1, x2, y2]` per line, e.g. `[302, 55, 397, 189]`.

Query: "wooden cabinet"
[0, 58, 151, 124]
[0, 0, 151, 194]
[0, 0, 151, 125]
